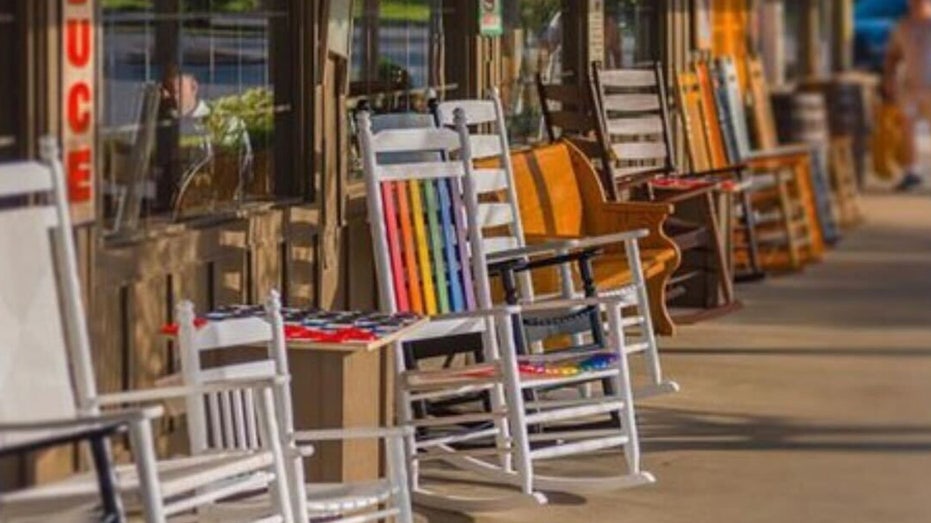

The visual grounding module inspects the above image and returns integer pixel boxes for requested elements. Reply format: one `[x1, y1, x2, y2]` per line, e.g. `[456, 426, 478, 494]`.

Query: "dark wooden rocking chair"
[537, 63, 741, 325]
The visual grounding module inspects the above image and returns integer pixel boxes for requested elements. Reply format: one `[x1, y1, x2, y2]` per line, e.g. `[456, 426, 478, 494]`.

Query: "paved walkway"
[423, 192, 931, 522]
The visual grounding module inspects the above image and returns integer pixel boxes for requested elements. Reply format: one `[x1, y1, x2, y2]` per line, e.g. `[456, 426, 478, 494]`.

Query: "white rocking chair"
[356, 112, 654, 509]
[433, 89, 679, 400]
[171, 291, 413, 523]
[0, 138, 295, 523]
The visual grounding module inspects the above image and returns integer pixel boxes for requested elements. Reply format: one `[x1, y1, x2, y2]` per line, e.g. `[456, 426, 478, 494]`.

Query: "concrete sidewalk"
[425, 192, 931, 523]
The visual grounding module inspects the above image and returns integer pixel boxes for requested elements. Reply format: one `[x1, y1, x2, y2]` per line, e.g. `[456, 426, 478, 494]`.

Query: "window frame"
[0, 0, 28, 160]
[97, 0, 315, 240]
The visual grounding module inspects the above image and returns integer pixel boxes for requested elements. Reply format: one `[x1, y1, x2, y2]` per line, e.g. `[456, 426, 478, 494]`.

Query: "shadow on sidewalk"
[639, 406, 931, 454]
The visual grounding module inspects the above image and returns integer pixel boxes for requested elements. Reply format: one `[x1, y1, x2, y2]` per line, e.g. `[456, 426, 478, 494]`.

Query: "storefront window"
[0, 0, 20, 160]
[501, 0, 563, 145]
[603, 0, 659, 68]
[101, 0, 295, 235]
[500, 0, 659, 145]
[347, 0, 450, 183]
[350, 0, 447, 112]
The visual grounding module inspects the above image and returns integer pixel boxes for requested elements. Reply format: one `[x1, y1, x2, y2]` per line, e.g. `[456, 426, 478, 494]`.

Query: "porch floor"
[421, 190, 931, 522]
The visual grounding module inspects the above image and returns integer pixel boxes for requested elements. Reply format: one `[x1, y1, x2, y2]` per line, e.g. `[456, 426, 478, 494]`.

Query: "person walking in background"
[883, 0, 931, 192]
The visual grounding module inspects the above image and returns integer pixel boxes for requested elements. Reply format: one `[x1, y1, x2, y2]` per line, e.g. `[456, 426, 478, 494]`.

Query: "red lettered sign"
[62, 0, 95, 223]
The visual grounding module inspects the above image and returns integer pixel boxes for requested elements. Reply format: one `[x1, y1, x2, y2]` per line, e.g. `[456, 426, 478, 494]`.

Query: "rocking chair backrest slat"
[177, 302, 289, 454]
[0, 162, 54, 197]
[694, 60, 731, 169]
[0, 207, 75, 446]
[714, 56, 754, 162]
[358, 114, 485, 317]
[536, 75, 596, 141]
[590, 62, 677, 189]
[676, 70, 714, 173]
[434, 91, 527, 258]
[434, 90, 534, 302]
[0, 140, 98, 448]
[745, 56, 780, 151]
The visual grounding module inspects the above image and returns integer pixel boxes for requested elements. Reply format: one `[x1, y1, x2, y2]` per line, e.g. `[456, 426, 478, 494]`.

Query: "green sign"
[479, 0, 503, 37]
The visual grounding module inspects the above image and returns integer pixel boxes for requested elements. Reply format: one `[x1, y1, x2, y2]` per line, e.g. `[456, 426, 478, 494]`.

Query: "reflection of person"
[883, 0, 931, 191]
[159, 67, 252, 211]
[604, 8, 622, 68]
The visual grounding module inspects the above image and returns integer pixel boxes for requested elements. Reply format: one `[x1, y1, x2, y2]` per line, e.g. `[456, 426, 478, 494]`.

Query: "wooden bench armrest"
[588, 202, 677, 252]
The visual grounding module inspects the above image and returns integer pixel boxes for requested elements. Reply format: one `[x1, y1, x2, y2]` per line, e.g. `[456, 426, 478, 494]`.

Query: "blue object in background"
[854, 0, 908, 71]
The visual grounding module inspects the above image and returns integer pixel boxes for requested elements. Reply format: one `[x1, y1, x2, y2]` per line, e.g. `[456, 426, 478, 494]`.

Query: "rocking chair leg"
[701, 193, 735, 306]
[737, 174, 765, 280]
[89, 434, 123, 523]
[777, 174, 802, 269]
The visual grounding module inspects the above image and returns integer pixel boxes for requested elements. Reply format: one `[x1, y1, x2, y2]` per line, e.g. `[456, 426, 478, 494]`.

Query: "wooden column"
[759, 0, 784, 84]
[798, 0, 821, 77]
[831, 0, 854, 72]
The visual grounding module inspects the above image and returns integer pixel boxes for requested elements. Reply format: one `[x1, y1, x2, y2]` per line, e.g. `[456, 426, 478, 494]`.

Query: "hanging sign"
[62, 0, 96, 223]
[588, 0, 605, 64]
[479, 0, 503, 37]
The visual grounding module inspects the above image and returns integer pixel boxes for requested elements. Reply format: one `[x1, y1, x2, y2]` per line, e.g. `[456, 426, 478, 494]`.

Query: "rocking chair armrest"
[0, 407, 161, 433]
[599, 200, 673, 216]
[96, 376, 289, 407]
[684, 164, 748, 178]
[485, 241, 576, 264]
[486, 231, 647, 264]
[614, 167, 676, 191]
[590, 201, 675, 251]
[521, 230, 649, 250]
[518, 295, 637, 313]
[293, 426, 413, 443]
[745, 144, 811, 163]
[435, 306, 521, 322]
[488, 247, 601, 278]
[652, 184, 718, 203]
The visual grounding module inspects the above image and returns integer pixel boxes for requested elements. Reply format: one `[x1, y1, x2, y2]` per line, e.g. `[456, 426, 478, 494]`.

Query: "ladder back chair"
[357, 112, 654, 509]
[710, 56, 823, 271]
[676, 67, 765, 280]
[588, 62, 741, 321]
[745, 57, 840, 244]
[0, 139, 295, 523]
[435, 90, 677, 398]
[174, 292, 413, 523]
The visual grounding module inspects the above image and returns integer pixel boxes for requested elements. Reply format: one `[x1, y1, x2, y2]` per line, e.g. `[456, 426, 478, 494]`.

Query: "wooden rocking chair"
[744, 56, 841, 245]
[0, 139, 295, 523]
[589, 62, 743, 320]
[705, 56, 823, 271]
[172, 293, 413, 523]
[434, 90, 678, 398]
[675, 67, 765, 281]
[356, 113, 654, 510]
[538, 64, 740, 324]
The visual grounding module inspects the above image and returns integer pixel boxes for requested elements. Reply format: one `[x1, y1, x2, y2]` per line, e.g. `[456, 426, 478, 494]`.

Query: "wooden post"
[832, 0, 854, 72]
[799, 0, 821, 77]
[759, 0, 785, 84]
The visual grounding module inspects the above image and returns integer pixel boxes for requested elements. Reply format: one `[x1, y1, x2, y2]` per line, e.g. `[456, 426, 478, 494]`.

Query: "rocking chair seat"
[3, 450, 276, 514]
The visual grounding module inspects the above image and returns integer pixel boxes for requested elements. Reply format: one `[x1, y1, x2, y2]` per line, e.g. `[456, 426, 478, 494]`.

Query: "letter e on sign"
[61, 0, 95, 223]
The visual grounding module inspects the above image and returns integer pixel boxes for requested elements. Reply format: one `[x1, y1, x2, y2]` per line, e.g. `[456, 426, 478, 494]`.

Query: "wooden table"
[166, 314, 427, 483]
[283, 318, 427, 482]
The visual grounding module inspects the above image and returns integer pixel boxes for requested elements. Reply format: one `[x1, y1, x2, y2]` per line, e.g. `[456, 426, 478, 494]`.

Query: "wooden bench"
[502, 140, 681, 336]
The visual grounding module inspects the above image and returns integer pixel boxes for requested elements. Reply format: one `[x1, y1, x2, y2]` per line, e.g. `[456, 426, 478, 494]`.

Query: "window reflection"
[101, 0, 291, 235]
[351, 0, 445, 112]
[604, 0, 658, 68]
[501, 0, 563, 145]
[348, 0, 450, 181]
[0, 2, 18, 160]
[501, 0, 659, 146]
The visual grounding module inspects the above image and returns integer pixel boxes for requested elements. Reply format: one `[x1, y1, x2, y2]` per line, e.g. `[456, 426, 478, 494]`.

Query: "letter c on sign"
[67, 83, 91, 134]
